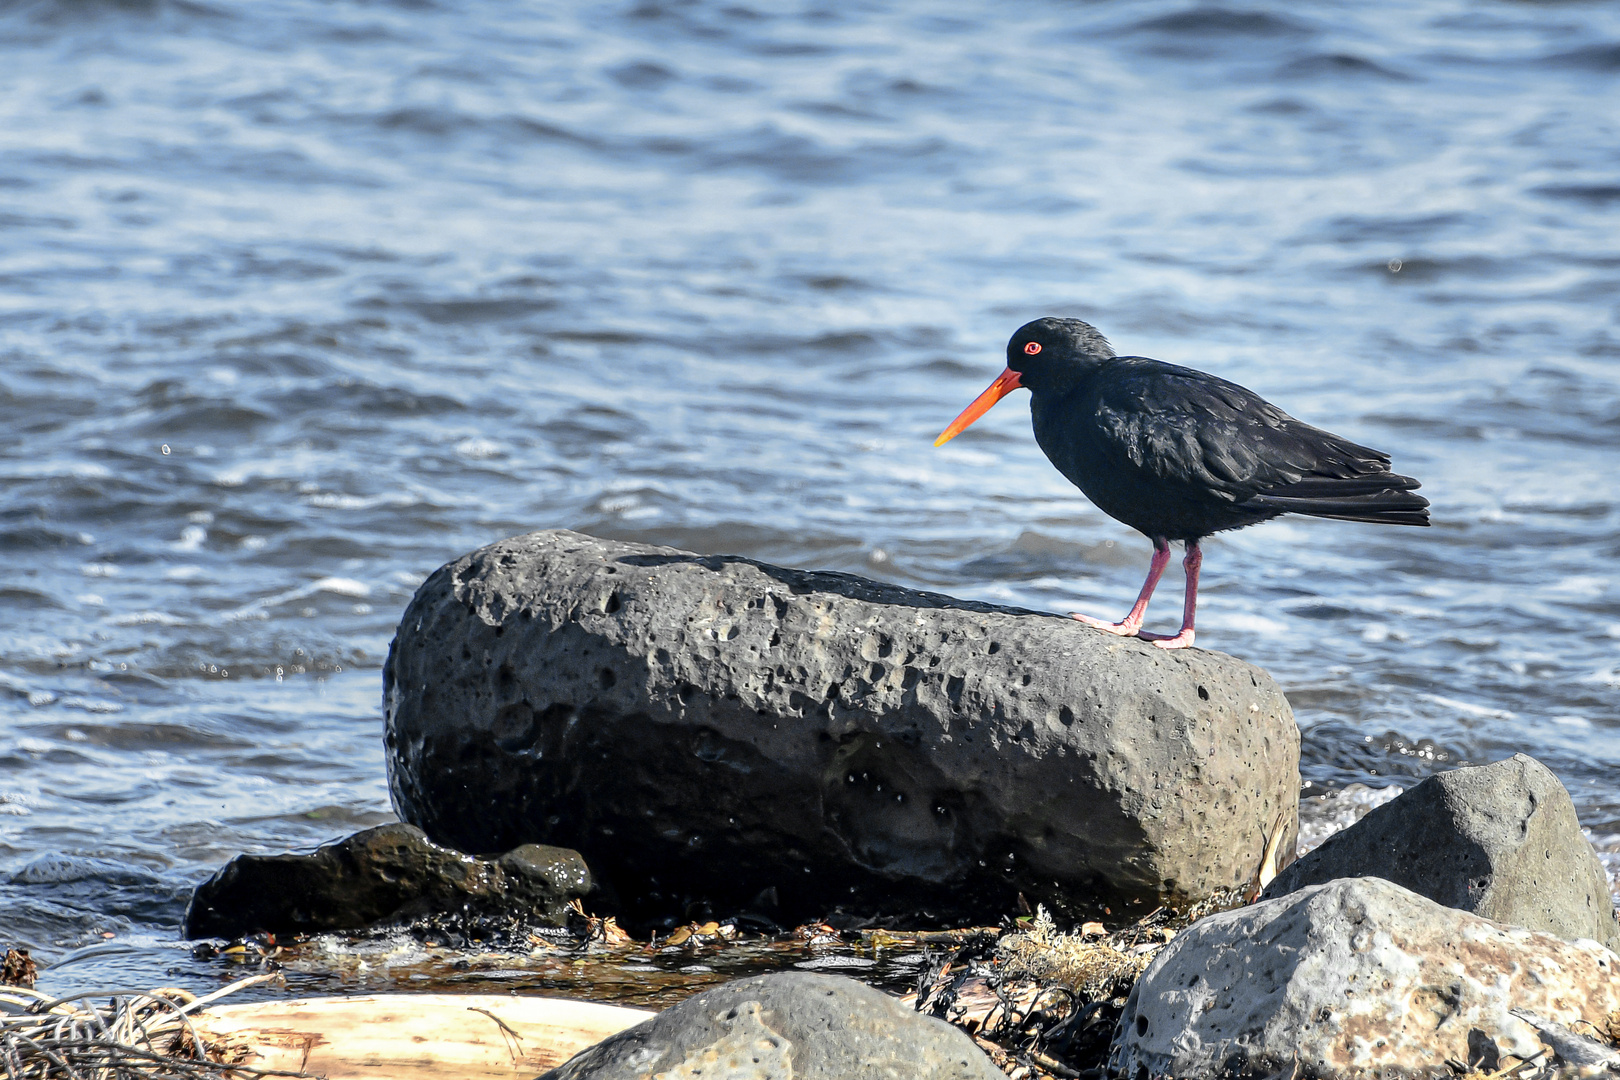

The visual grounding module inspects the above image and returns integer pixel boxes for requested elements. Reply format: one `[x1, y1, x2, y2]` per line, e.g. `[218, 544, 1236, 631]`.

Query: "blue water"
[2, 0, 1619, 998]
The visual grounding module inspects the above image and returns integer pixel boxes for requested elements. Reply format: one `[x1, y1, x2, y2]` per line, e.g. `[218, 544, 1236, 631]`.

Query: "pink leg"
[1070, 538, 1171, 636]
[1140, 542, 1200, 650]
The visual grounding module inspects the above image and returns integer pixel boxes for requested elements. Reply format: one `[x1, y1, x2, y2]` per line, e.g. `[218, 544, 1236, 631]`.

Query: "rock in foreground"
[1264, 753, 1620, 951]
[184, 823, 590, 939]
[1113, 877, 1620, 1080]
[384, 530, 1299, 925]
[540, 972, 1002, 1080]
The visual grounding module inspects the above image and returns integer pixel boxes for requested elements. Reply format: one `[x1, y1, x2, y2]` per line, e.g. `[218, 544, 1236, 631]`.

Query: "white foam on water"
[1423, 694, 1517, 720]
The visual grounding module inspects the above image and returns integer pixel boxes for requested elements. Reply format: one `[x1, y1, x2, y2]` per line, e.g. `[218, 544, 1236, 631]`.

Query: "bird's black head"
[934, 317, 1118, 447]
[1007, 318, 1116, 390]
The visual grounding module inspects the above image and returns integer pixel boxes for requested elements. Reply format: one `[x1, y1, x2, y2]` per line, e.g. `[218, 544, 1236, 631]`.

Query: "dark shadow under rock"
[184, 823, 591, 940]
[1262, 753, 1620, 951]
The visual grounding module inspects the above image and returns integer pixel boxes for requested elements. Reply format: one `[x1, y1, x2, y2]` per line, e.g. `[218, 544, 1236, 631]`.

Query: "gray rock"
[1511, 1010, 1620, 1069]
[384, 530, 1299, 925]
[1113, 877, 1620, 1080]
[539, 972, 1002, 1080]
[183, 823, 590, 939]
[1263, 754, 1620, 951]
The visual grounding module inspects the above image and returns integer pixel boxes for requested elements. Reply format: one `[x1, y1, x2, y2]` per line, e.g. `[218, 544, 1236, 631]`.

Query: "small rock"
[1112, 876, 1620, 1080]
[384, 530, 1299, 925]
[539, 972, 1003, 1080]
[183, 823, 590, 939]
[1510, 1009, 1620, 1069]
[1263, 753, 1620, 951]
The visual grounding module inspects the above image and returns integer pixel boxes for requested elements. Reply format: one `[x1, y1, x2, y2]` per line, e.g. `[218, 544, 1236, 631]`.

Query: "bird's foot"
[1069, 612, 1143, 636]
[1139, 628, 1196, 650]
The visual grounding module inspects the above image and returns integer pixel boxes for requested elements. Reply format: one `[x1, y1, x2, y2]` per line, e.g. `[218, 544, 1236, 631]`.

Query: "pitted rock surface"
[1264, 754, 1620, 950]
[384, 529, 1299, 924]
[538, 972, 1002, 1080]
[1113, 877, 1620, 1080]
[183, 823, 590, 938]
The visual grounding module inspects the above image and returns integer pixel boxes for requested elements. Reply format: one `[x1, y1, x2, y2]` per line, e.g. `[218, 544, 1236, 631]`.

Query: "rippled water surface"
[3, 0, 1620, 998]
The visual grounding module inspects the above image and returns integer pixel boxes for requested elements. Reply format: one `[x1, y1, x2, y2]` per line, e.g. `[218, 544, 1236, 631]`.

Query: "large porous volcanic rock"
[184, 823, 590, 939]
[1113, 877, 1620, 1080]
[384, 530, 1299, 925]
[1263, 754, 1620, 951]
[540, 972, 1002, 1080]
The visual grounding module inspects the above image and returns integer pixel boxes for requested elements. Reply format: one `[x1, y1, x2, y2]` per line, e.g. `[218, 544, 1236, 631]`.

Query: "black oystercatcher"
[935, 318, 1429, 650]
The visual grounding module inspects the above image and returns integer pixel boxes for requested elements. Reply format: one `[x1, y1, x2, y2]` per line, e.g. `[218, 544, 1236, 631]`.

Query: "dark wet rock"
[384, 529, 1299, 926]
[1263, 753, 1620, 950]
[183, 823, 590, 939]
[1113, 877, 1620, 1080]
[540, 971, 1002, 1080]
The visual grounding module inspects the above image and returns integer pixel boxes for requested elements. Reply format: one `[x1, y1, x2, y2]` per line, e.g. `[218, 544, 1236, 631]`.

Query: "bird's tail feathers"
[1244, 483, 1430, 527]
[1265, 473, 1422, 497]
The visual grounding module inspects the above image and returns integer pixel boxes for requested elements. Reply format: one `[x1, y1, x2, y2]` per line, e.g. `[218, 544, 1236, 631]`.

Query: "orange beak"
[934, 367, 1024, 447]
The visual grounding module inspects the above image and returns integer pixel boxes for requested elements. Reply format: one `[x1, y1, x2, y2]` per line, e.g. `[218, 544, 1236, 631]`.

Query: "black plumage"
[935, 317, 1429, 648]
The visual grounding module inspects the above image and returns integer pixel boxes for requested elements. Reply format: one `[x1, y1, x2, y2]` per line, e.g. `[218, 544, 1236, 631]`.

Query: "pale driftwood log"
[189, 993, 652, 1079]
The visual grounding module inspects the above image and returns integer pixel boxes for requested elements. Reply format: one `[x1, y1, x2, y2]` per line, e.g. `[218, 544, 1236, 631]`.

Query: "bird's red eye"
[1024, 342, 1041, 355]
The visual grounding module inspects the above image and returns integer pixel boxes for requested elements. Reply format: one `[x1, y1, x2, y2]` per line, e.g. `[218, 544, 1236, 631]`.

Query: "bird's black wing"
[1092, 359, 1429, 525]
